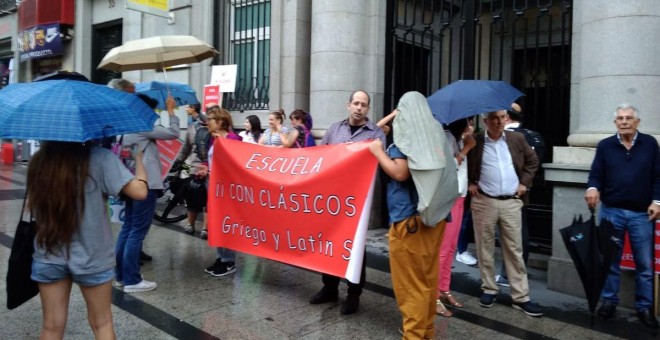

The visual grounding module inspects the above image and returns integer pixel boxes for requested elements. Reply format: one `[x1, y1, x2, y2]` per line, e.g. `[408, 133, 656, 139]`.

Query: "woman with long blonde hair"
[28, 141, 148, 339]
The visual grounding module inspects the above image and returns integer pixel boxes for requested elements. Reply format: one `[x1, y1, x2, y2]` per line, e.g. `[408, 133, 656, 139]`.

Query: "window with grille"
[225, 0, 270, 111]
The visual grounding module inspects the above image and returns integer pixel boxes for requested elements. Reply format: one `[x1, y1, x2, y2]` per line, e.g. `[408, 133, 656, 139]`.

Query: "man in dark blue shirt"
[586, 103, 660, 329]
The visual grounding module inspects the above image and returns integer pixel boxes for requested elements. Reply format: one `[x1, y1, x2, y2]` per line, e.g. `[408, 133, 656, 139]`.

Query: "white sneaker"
[495, 275, 510, 287]
[456, 251, 478, 265]
[184, 224, 194, 235]
[124, 279, 157, 293]
[113, 280, 124, 288]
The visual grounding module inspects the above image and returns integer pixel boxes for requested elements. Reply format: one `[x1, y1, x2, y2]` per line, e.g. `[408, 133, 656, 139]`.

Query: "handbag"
[6, 196, 39, 310]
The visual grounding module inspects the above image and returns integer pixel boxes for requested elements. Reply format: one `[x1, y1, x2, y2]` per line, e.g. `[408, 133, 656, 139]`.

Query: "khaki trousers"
[471, 195, 530, 303]
[390, 215, 445, 340]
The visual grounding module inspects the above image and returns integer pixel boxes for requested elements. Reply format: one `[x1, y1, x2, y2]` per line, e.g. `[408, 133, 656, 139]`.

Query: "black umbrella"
[559, 209, 618, 326]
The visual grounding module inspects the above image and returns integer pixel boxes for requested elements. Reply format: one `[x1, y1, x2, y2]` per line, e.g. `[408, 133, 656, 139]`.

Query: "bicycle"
[153, 162, 189, 224]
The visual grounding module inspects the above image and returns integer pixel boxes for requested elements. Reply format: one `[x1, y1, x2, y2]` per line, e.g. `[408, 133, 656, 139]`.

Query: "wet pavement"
[0, 162, 658, 339]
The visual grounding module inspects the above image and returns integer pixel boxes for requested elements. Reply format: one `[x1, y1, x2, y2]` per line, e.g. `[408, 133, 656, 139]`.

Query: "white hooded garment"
[393, 91, 459, 227]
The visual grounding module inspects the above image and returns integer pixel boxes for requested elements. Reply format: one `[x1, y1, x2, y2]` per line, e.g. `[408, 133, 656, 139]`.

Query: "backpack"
[510, 127, 545, 162]
[194, 124, 211, 161]
[295, 125, 316, 148]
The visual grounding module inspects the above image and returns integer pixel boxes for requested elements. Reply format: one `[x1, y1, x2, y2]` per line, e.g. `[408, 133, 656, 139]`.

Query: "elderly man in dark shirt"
[309, 90, 386, 315]
[586, 104, 660, 329]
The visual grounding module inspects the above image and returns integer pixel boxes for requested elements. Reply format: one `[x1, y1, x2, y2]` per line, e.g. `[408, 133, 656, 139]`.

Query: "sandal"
[439, 291, 464, 308]
[436, 299, 453, 317]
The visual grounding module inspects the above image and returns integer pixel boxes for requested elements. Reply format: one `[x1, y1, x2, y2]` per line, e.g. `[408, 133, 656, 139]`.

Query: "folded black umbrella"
[559, 210, 617, 325]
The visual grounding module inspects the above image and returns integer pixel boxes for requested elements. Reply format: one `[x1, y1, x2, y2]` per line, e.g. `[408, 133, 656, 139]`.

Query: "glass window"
[226, 0, 270, 111]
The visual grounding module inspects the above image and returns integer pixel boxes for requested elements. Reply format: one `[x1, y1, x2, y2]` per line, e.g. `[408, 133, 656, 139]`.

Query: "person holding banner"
[203, 107, 243, 277]
[586, 104, 660, 329]
[309, 90, 386, 315]
[259, 109, 290, 147]
[368, 91, 457, 339]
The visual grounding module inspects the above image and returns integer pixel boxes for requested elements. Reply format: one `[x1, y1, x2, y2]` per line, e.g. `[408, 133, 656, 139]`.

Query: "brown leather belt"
[478, 189, 520, 200]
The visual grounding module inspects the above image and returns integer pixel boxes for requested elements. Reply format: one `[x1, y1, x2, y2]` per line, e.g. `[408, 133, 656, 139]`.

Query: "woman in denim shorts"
[28, 142, 148, 339]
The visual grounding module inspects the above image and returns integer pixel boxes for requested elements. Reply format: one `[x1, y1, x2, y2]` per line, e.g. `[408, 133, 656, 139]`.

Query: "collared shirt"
[478, 131, 519, 196]
[616, 131, 638, 147]
[320, 118, 386, 145]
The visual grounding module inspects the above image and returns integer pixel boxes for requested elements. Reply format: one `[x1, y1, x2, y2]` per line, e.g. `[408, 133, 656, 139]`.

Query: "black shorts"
[185, 177, 207, 213]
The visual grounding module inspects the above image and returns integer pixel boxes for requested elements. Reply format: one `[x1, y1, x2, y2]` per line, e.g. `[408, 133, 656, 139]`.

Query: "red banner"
[619, 221, 660, 274]
[156, 138, 184, 180]
[207, 139, 378, 283]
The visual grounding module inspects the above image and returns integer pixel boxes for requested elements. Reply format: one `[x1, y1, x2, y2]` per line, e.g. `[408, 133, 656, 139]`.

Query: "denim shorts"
[31, 261, 114, 286]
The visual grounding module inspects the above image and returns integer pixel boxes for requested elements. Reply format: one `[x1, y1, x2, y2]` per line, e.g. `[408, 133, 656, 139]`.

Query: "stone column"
[547, 1, 660, 308]
[569, 0, 660, 146]
[310, 1, 385, 128]
[309, 1, 387, 229]
[278, 0, 311, 112]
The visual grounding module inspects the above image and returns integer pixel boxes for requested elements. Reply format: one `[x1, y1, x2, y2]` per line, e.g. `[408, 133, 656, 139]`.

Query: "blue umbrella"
[0, 80, 158, 142]
[135, 81, 199, 110]
[427, 80, 524, 124]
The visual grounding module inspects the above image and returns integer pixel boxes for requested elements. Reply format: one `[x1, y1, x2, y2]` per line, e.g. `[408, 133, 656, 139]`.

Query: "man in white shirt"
[467, 110, 542, 316]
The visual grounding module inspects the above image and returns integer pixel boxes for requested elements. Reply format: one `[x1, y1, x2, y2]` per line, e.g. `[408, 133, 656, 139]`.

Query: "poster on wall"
[210, 65, 237, 93]
[17, 23, 63, 61]
[126, 0, 171, 19]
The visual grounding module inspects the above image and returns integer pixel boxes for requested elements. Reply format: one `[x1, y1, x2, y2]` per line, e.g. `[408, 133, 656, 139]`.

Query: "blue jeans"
[216, 247, 236, 263]
[116, 190, 157, 285]
[456, 209, 473, 254]
[600, 204, 654, 310]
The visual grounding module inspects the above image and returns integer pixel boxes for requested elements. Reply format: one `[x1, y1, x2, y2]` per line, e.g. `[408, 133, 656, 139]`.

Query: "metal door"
[385, 0, 573, 252]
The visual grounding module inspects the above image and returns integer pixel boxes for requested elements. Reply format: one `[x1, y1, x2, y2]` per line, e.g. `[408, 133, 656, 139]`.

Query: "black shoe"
[204, 259, 223, 274]
[597, 301, 616, 319]
[139, 260, 144, 266]
[211, 262, 236, 277]
[512, 301, 543, 317]
[140, 251, 153, 261]
[637, 308, 660, 329]
[341, 295, 360, 315]
[479, 293, 497, 308]
[309, 287, 338, 304]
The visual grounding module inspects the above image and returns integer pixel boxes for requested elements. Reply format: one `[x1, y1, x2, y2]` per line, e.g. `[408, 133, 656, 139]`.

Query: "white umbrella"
[97, 35, 219, 73]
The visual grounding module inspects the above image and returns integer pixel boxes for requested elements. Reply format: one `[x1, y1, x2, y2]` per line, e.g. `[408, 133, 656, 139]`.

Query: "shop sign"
[17, 23, 63, 61]
[126, 0, 170, 19]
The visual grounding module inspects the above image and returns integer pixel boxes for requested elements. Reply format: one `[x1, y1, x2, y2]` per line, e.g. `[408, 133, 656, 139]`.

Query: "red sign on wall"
[619, 221, 660, 274]
[206, 139, 378, 283]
